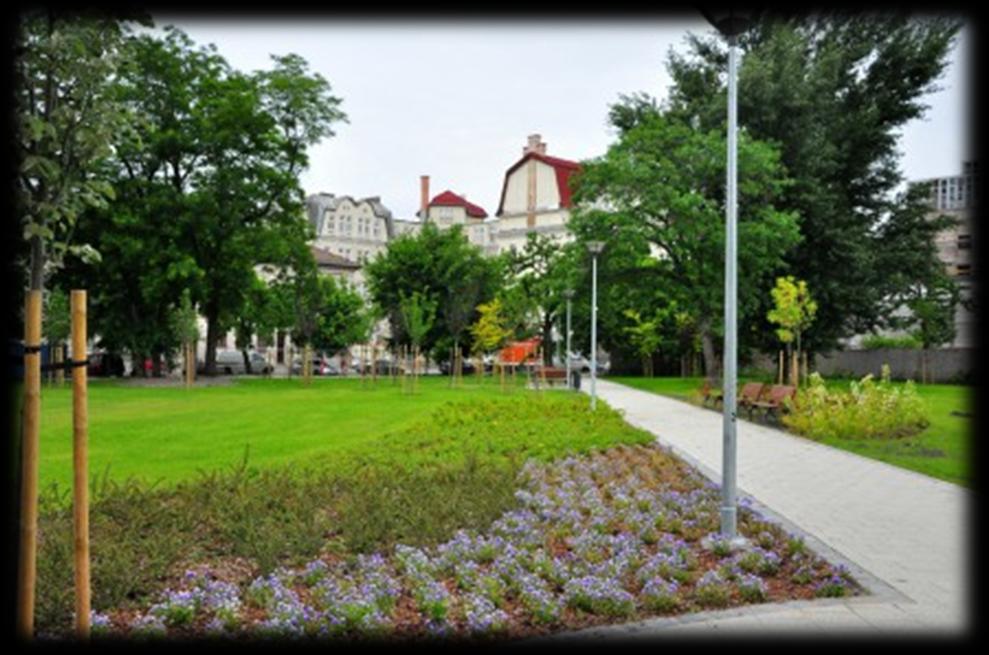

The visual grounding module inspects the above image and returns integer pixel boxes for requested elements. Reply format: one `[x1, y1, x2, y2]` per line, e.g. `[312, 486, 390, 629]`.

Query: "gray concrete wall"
[813, 348, 975, 383]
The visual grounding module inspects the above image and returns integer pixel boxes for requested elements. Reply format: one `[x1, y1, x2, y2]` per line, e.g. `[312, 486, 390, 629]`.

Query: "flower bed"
[86, 444, 860, 640]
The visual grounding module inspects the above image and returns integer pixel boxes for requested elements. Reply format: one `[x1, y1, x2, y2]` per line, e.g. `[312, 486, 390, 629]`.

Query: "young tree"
[443, 277, 481, 386]
[42, 288, 71, 385]
[504, 233, 580, 365]
[233, 274, 279, 375]
[170, 289, 200, 385]
[903, 275, 959, 384]
[621, 304, 678, 377]
[312, 277, 372, 363]
[399, 291, 437, 393]
[470, 298, 513, 358]
[766, 276, 817, 386]
[569, 115, 799, 379]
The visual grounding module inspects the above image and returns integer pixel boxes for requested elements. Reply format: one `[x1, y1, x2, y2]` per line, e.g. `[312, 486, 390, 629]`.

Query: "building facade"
[841, 161, 978, 351]
[493, 134, 581, 254]
[918, 161, 977, 348]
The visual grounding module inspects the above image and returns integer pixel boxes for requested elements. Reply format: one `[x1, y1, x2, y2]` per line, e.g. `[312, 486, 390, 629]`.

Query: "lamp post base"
[701, 531, 750, 553]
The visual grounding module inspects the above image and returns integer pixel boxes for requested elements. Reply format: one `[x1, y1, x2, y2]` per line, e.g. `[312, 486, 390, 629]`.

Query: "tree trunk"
[204, 306, 220, 376]
[700, 326, 719, 380]
[542, 316, 554, 366]
[241, 349, 252, 375]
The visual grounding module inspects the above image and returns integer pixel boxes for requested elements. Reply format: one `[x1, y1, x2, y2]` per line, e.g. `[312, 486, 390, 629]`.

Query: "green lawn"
[34, 374, 656, 632]
[608, 375, 972, 487]
[37, 375, 645, 490]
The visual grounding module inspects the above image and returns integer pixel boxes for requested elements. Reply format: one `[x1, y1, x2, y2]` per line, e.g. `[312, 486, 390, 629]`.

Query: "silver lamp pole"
[586, 241, 605, 410]
[720, 34, 740, 540]
[563, 289, 574, 390]
[699, 9, 752, 548]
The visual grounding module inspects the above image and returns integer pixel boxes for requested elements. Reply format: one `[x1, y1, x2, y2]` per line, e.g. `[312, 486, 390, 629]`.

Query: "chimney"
[420, 175, 430, 221]
[524, 133, 546, 155]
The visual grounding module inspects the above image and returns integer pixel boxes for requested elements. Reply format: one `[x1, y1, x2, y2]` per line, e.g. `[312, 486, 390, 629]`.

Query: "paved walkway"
[551, 380, 970, 638]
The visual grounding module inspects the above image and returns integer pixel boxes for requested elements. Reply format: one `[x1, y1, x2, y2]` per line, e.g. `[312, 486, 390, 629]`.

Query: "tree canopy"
[364, 224, 503, 358]
[569, 114, 799, 377]
[52, 24, 347, 373]
[649, 12, 963, 352]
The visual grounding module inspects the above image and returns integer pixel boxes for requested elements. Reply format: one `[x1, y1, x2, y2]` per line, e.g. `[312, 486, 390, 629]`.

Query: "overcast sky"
[153, 16, 973, 220]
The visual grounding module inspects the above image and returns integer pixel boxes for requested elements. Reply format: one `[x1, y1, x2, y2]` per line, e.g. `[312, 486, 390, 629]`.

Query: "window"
[955, 264, 972, 277]
[958, 234, 971, 250]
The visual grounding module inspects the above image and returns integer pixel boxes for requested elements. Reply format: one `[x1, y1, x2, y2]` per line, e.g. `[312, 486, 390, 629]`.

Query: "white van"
[215, 350, 271, 375]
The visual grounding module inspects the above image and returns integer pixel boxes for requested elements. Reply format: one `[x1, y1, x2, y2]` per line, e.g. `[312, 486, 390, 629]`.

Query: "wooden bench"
[748, 384, 796, 423]
[736, 382, 766, 418]
[534, 366, 568, 388]
[699, 378, 723, 407]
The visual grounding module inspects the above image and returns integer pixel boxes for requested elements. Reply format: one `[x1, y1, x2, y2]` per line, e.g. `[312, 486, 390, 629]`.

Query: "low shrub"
[782, 368, 928, 440]
[860, 334, 922, 350]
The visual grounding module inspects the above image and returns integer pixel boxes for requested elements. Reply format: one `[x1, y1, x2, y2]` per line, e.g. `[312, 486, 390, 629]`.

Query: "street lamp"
[563, 288, 575, 389]
[703, 8, 753, 546]
[586, 241, 605, 410]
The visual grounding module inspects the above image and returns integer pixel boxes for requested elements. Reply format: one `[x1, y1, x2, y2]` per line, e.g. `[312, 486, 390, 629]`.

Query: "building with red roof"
[494, 134, 581, 253]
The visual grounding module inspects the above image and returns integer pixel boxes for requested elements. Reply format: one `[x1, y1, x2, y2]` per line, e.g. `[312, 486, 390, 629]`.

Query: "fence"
[813, 348, 975, 383]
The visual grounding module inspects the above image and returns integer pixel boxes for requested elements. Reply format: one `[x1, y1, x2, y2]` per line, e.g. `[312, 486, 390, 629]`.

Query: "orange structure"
[499, 338, 541, 364]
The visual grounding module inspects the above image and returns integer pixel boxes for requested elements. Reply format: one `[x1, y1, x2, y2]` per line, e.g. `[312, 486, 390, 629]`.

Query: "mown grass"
[607, 375, 972, 487]
[38, 376, 527, 489]
[35, 377, 654, 634]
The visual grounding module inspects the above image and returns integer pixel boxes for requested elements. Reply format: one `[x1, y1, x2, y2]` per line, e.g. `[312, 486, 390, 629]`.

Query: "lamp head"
[700, 8, 755, 39]
[586, 240, 606, 255]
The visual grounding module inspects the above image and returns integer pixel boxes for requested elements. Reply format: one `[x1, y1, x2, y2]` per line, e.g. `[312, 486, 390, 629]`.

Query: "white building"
[492, 134, 581, 254]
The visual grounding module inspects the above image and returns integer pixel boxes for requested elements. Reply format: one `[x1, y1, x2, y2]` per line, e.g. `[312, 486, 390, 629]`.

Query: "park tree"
[471, 298, 513, 357]
[902, 275, 960, 384]
[170, 289, 200, 384]
[66, 27, 347, 375]
[399, 291, 437, 393]
[504, 234, 581, 365]
[42, 288, 71, 385]
[14, 11, 147, 303]
[365, 223, 502, 357]
[766, 276, 818, 386]
[311, 277, 372, 362]
[569, 115, 799, 379]
[875, 182, 964, 383]
[233, 274, 280, 374]
[640, 12, 963, 353]
[622, 303, 679, 378]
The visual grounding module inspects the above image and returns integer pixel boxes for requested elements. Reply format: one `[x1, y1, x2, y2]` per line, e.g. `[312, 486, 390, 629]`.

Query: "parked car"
[88, 351, 125, 377]
[291, 355, 338, 376]
[213, 350, 271, 375]
[439, 358, 477, 376]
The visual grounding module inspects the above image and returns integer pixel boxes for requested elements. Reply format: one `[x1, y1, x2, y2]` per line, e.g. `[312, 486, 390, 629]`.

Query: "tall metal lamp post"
[563, 288, 575, 390]
[586, 241, 605, 410]
[702, 8, 753, 545]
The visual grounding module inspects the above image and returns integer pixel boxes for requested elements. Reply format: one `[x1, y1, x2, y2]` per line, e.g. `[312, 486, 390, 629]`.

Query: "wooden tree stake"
[71, 291, 91, 637]
[17, 290, 42, 639]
